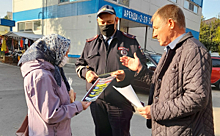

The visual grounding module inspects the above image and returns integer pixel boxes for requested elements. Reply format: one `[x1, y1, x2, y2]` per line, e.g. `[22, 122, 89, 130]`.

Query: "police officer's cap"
[97, 5, 116, 17]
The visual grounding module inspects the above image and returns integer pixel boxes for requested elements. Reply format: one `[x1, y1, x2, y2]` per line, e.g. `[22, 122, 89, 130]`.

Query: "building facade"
[12, 0, 203, 57]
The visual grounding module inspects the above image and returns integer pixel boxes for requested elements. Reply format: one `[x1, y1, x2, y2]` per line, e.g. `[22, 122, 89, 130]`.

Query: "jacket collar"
[154, 32, 194, 82]
[99, 30, 119, 39]
[113, 30, 123, 44]
[165, 33, 186, 52]
[176, 32, 193, 47]
[99, 30, 121, 47]
[165, 32, 193, 52]
[113, 30, 120, 39]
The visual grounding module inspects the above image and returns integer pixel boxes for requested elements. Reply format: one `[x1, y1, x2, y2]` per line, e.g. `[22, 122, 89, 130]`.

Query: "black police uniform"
[75, 30, 146, 136]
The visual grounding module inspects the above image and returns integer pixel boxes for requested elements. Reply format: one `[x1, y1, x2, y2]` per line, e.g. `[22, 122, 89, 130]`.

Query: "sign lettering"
[123, 9, 152, 27]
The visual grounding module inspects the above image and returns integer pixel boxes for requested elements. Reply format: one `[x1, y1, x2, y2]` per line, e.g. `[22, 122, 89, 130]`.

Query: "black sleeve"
[134, 64, 154, 87]
[128, 38, 153, 92]
[75, 42, 90, 80]
[133, 38, 147, 65]
[146, 82, 155, 129]
[114, 38, 141, 87]
[136, 65, 154, 129]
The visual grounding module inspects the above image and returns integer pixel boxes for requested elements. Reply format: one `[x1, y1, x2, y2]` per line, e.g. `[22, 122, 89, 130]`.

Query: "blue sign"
[122, 7, 152, 27]
[0, 19, 15, 27]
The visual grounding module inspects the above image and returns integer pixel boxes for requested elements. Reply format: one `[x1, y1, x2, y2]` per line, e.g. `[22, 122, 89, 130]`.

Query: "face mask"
[99, 24, 115, 37]
[59, 56, 69, 67]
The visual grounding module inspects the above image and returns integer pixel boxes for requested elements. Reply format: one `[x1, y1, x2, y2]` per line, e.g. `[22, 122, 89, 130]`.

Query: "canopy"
[3, 31, 43, 41]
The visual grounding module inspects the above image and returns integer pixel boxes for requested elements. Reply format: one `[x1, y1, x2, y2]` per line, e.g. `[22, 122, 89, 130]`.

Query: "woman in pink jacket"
[18, 34, 91, 136]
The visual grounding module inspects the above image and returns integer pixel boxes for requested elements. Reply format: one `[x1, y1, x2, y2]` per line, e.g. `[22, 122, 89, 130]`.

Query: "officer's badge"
[118, 47, 129, 56]
[138, 45, 144, 55]
[138, 45, 141, 49]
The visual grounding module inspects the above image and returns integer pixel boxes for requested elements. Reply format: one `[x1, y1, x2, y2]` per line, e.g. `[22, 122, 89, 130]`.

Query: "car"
[211, 52, 220, 56]
[131, 52, 220, 92]
[131, 51, 162, 93]
[145, 51, 162, 71]
[211, 56, 220, 89]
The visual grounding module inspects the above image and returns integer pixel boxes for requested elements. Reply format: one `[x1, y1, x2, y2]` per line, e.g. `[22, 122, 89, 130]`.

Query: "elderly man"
[75, 5, 146, 136]
[119, 4, 214, 136]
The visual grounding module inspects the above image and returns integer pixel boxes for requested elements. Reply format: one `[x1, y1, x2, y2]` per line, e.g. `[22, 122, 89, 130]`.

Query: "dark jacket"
[75, 30, 146, 110]
[137, 32, 214, 136]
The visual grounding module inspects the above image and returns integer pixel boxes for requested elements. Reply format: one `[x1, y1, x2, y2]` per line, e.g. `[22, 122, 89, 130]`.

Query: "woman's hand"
[120, 52, 143, 73]
[81, 101, 91, 110]
[111, 70, 125, 82]
[69, 89, 76, 103]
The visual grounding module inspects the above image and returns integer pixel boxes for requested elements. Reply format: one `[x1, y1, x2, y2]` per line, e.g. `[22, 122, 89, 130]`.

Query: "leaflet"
[81, 76, 115, 102]
[113, 85, 144, 108]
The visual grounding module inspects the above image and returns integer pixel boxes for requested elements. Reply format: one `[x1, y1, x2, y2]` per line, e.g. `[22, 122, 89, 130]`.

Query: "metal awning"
[3, 31, 43, 41]
[120, 18, 147, 28]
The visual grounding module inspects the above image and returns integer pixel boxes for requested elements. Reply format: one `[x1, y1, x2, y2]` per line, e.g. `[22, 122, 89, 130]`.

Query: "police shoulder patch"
[122, 32, 136, 39]
[86, 35, 99, 42]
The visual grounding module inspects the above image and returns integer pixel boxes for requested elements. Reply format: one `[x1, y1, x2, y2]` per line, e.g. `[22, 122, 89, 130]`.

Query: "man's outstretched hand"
[120, 52, 143, 73]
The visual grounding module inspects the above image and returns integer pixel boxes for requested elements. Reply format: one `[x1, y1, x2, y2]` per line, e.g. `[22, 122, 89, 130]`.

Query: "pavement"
[0, 62, 152, 136]
[65, 57, 77, 68]
[0, 61, 219, 136]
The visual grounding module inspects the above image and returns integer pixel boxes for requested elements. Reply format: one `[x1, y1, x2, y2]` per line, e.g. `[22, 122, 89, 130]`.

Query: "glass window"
[184, 0, 198, 14]
[119, 0, 129, 6]
[108, 0, 129, 7]
[151, 55, 161, 64]
[34, 20, 41, 31]
[212, 59, 220, 67]
[18, 22, 25, 31]
[25, 21, 32, 31]
[60, 0, 68, 2]
[170, 0, 177, 3]
[193, 5, 198, 13]
[146, 58, 156, 68]
[189, 3, 194, 11]
[60, 0, 82, 3]
[184, 0, 189, 9]
[18, 20, 41, 32]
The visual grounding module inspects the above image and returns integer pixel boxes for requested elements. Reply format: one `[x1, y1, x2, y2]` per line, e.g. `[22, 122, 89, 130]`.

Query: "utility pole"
[42, 0, 44, 35]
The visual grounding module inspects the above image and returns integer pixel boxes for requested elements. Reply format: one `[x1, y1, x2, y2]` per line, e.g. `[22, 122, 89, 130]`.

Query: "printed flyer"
[113, 85, 144, 108]
[82, 76, 115, 102]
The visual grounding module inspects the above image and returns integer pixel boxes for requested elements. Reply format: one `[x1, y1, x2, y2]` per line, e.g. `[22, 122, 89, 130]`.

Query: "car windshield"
[151, 54, 161, 64]
[212, 58, 220, 67]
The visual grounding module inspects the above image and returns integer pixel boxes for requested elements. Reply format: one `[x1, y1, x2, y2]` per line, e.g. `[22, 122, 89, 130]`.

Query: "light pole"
[42, 0, 44, 35]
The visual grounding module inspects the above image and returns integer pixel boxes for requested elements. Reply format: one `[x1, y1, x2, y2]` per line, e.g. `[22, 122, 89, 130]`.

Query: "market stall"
[0, 31, 43, 64]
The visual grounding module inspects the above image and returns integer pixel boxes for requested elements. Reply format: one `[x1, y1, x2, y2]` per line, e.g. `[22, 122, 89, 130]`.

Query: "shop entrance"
[118, 18, 149, 51]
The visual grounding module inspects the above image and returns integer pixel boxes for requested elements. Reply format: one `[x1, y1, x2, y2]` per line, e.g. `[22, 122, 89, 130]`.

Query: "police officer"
[75, 5, 146, 136]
